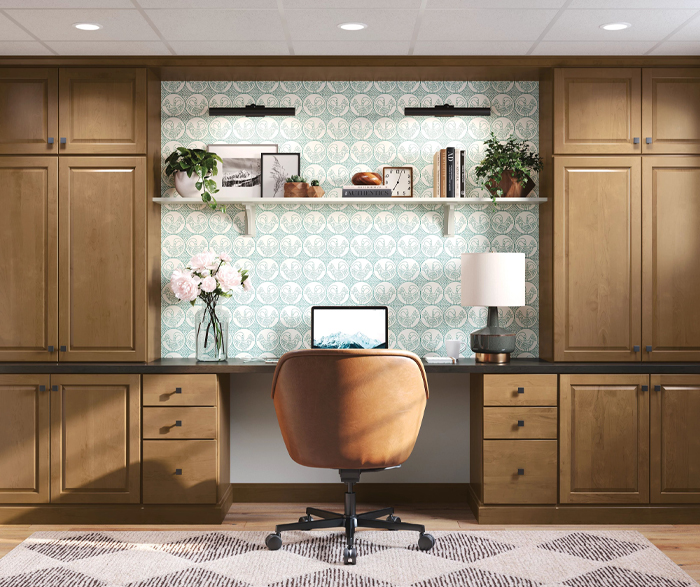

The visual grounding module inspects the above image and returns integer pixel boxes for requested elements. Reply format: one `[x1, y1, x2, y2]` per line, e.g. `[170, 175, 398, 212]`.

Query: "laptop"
[311, 306, 389, 350]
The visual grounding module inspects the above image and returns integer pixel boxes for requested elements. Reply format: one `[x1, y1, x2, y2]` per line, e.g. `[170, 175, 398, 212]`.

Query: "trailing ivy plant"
[474, 133, 543, 203]
[164, 147, 223, 210]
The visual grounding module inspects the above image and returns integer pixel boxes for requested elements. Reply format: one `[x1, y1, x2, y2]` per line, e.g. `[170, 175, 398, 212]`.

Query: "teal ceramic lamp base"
[470, 306, 515, 364]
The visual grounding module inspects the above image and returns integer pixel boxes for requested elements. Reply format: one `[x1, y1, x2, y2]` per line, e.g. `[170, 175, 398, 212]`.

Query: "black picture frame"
[261, 153, 301, 198]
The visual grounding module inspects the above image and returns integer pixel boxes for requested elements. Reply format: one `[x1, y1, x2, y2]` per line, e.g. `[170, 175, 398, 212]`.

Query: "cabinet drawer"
[143, 374, 217, 406]
[483, 374, 557, 406]
[483, 440, 557, 504]
[484, 408, 557, 439]
[143, 407, 216, 440]
[143, 440, 217, 504]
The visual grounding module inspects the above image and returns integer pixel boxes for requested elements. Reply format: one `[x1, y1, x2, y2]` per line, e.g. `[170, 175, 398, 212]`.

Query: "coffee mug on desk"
[445, 340, 467, 359]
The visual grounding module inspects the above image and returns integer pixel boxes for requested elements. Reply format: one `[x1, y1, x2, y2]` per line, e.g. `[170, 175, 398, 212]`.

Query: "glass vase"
[195, 304, 228, 362]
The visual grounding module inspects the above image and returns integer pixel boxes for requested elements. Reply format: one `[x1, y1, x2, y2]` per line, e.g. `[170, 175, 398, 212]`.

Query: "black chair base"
[265, 469, 435, 565]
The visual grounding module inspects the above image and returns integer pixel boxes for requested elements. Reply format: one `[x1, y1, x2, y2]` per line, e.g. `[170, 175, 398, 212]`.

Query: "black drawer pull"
[51, 385, 58, 391]
[517, 420, 525, 427]
[60, 345, 66, 352]
[633, 345, 640, 352]
[517, 387, 524, 394]
[646, 345, 652, 352]
[175, 420, 182, 427]
[39, 385, 46, 392]
[175, 469, 182, 475]
[175, 387, 182, 394]
[641, 385, 648, 391]
[48, 345, 54, 352]
[517, 469, 525, 476]
[654, 385, 661, 391]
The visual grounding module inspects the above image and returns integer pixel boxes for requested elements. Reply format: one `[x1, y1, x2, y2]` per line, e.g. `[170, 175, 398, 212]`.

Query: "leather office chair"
[265, 349, 434, 565]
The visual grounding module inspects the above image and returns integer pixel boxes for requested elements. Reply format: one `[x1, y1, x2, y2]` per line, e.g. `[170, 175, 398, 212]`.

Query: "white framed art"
[261, 153, 301, 198]
[207, 144, 278, 198]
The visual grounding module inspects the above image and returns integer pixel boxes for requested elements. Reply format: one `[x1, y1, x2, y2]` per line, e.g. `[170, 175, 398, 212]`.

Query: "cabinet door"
[0, 158, 58, 361]
[650, 375, 700, 503]
[554, 157, 642, 361]
[0, 375, 50, 503]
[50, 374, 140, 503]
[58, 157, 146, 362]
[554, 68, 641, 154]
[0, 69, 58, 155]
[58, 68, 146, 155]
[560, 374, 649, 504]
[642, 69, 700, 155]
[642, 157, 700, 361]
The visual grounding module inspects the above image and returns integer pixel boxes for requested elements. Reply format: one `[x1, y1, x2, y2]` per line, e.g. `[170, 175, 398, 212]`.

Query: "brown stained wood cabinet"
[50, 374, 140, 504]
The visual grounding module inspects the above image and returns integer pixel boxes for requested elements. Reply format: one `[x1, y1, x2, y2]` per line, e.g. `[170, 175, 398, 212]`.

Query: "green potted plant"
[474, 133, 543, 203]
[284, 174, 308, 198]
[306, 179, 325, 198]
[164, 147, 223, 210]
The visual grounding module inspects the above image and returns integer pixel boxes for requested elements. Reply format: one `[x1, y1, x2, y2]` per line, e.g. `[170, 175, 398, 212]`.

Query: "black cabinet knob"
[654, 385, 661, 391]
[175, 387, 182, 394]
[48, 137, 54, 144]
[517, 387, 524, 394]
[642, 385, 648, 391]
[48, 345, 54, 353]
[646, 137, 652, 144]
[633, 137, 640, 144]
[175, 469, 182, 475]
[60, 345, 66, 352]
[518, 420, 525, 427]
[646, 345, 652, 352]
[175, 420, 182, 427]
[633, 345, 640, 352]
[60, 137, 67, 144]
[51, 385, 58, 391]
[517, 469, 525, 475]
[39, 385, 46, 392]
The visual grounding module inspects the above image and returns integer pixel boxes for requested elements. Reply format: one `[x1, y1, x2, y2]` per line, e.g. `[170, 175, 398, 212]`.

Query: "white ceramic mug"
[445, 339, 468, 359]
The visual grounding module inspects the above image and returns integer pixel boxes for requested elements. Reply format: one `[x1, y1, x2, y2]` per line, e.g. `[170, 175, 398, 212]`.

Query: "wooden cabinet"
[650, 375, 700, 503]
[553, 157, 642, 361]
[58, 68, 146, 155]
[58, 157, 146, 362]
[554, 68, 641, 154]
[560, 374, 649, 504]
[0, 158, 58, 361]
[0, 69, 58, 155]
[0, 375, 50, 504]
[642, 157, 700, 361]
[643, 69, 700, 155]
[50, 374, 140, 503]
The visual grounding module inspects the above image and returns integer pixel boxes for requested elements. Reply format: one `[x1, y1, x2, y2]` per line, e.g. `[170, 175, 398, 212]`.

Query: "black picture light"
[403, 104, 491, 117]
[208, 104, 296, 117]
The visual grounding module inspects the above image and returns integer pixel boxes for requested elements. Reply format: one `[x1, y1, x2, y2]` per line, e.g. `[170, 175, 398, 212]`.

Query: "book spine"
[446, 147, 455, 198]
[342, 189, 393, 198]
[454, 149, 461, 200]
[433, 151, 440, 198]
[440, 149, 447, 198]
[460, 150, 465, 198]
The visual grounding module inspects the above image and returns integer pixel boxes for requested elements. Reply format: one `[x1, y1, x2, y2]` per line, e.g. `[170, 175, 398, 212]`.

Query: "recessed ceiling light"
[600, 22, 631, 31]
[73, 22, 102, 31]
[338, 22, 367, 31]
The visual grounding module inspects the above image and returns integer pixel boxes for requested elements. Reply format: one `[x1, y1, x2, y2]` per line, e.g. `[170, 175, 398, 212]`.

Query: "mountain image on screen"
[314, 331, 386, 350]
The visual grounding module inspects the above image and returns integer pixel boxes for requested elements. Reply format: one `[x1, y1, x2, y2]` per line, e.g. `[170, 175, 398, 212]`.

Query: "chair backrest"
[271, 349, 429, 470]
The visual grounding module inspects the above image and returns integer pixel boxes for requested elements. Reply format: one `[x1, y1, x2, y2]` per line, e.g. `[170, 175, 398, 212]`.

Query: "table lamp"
[461, 252, 525, 363]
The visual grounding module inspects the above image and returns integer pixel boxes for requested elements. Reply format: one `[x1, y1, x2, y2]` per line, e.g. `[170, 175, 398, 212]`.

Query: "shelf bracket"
[244, 204, 256, 237]
[443, 204, 455, 237]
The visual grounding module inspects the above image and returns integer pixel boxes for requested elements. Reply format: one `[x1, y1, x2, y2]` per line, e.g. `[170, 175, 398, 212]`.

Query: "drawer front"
[483, 407, 558, 439]
[143, 374, 217, 406]
[143, 440, 217, 504]
[143, 407, 217, 440]
[483, 374, 557, 406]
[483, 440, 557, 504]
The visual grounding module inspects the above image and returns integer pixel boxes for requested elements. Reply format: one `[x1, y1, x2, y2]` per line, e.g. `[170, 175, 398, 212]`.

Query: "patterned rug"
[0, 530, 695, 587]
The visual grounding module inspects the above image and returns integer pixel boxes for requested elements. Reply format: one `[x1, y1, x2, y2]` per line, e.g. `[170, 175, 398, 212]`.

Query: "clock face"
[383, 167, 413, 197]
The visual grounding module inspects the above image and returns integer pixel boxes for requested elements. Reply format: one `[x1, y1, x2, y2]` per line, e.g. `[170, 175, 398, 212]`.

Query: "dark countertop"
[1, 358, 700, 374]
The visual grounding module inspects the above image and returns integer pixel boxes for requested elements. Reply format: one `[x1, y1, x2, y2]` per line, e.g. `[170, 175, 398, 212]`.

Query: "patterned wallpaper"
[160, 80, 540, 359]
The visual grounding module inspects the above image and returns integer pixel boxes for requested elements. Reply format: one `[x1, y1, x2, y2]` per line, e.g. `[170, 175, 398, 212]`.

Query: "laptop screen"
[311, 306, 388, 350]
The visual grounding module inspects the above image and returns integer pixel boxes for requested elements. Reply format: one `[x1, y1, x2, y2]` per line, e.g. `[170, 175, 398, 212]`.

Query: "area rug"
[0, 530, 695, 587]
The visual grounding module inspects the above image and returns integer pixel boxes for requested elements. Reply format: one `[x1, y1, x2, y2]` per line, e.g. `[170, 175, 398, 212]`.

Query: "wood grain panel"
[560, 374, 649, 504]
[651, 375, 700, 503]
[58, 157, 146, 362]
[50, 374, 140, 503]
[483, 407, 557, 439]
[469, 374, 484, 503]
[0, 158, 58, 362]
[0, 68, 57, 155]
[554, 68, 641, 154]
[143, 374, 217, 406]
[483, 374, 557, 406]
[0, 375, 50, 503]
[143, 407, 217, 440]
[642, 157, 700, 361]
[554, 157, 642, 361]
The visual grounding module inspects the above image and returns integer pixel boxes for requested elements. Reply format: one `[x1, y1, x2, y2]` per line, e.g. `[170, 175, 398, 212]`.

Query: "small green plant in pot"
[307, 179, 325, 198]
[474, 133, 543, 204]
[284, 175, 308, 198]
[164, 147, 223, 210]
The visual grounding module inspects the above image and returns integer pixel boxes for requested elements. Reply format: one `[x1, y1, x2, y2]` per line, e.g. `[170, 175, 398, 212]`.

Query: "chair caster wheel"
[298, 515, 312, 523]
[265, 533, 282, 551]
[343, 546, 357, 565]
[418, 533, 435, 552]
[386, 514, 401, 530]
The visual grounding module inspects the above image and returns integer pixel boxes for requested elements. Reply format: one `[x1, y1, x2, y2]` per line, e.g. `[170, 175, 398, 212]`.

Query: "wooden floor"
[0, 503, 698, 582]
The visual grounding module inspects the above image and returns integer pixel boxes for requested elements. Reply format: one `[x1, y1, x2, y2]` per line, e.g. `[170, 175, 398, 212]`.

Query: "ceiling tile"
[532, 40, 657, 54]
[294, 40, 410, 54]
[543, 9, 696, 41]
[285, 0, 421, 7]
[46, 40, 172, 54]
[285, 8, 418, 40]
[651, 40, 700, 53]
[427, 0, 566, 7]
[145, 8, 284, 41]
[0, 12, 34, 40]
[5, 8, 160, 40]
[169, 40, 289, 54]
[667, 12, 700, 39]
[138, 0, 277, 8]
[0, 41, 53, 54]
[413, 40, 533, 54]
[419, 9, 558, 41]
[569, 0, 700, 7]
[0, 1, 132, 6]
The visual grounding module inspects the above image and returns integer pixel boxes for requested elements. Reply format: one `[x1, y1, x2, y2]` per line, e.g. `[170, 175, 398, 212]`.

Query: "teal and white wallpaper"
[160, 80, 540, 359]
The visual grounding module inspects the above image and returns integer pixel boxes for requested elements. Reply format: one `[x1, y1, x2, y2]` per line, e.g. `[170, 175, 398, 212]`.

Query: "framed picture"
[207, 144, 278, 198]
[261, 153, 301, 198]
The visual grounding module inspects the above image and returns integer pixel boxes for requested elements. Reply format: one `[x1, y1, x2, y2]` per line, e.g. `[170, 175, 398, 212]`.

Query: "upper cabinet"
[554, 68, 641, 155]
[0, 69, 58, 155]
[58, 68, 146, 155]
[642, 69, 700, 155]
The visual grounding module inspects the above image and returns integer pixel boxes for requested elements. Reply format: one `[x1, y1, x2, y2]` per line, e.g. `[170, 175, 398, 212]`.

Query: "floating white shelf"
[153, 197, 548, 237]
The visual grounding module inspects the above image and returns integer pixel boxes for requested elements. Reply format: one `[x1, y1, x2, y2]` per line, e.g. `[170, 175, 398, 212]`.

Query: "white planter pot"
[174, 171, 201, 199]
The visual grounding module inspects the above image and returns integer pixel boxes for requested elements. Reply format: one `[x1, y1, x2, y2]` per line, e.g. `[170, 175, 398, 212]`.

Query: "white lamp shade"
[461, 253, 525, 307]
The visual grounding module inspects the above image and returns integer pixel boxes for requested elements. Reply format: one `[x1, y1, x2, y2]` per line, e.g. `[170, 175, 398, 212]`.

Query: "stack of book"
[342, 185, 393, 198]
[432, 147, 466, 198]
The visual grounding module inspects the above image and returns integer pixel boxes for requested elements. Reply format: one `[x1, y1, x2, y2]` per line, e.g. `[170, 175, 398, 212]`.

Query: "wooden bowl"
[352, 172, 382, 185]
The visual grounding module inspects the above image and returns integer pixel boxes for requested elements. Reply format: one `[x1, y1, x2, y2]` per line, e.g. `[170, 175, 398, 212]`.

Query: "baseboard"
[231, 483, 470, 504]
